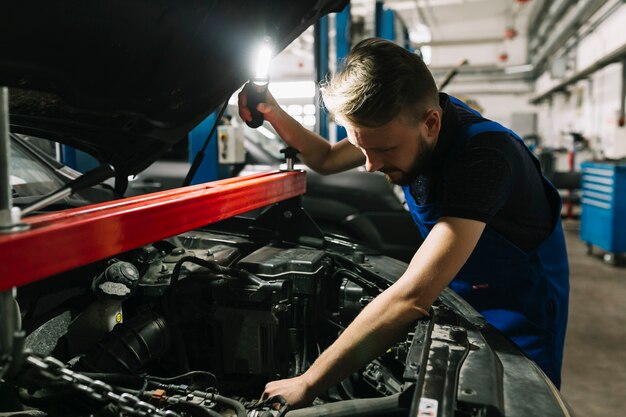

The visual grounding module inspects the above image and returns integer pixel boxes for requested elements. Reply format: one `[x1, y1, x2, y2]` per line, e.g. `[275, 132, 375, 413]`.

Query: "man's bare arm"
[238, 87, 364, 174]
[261, 217, 486, 407]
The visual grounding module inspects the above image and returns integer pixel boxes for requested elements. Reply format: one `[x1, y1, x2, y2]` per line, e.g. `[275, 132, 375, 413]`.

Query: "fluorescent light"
[303, 115, 316, 126]
[303, 104, 316, 115]
[287, 104, 303, 116]
[504, 64, 534, 74]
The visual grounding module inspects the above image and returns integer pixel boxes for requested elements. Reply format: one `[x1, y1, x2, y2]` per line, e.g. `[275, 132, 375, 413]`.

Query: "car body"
[0, 2, 571, 417]
[9, 133, 116, 211]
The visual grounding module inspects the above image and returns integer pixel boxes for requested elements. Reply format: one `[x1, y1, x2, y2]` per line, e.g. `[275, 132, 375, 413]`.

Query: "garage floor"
[560, 220, 626, 417]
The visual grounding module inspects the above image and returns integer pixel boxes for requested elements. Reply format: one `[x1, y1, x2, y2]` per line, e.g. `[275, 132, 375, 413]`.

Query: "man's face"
[343, 111, 440, 185]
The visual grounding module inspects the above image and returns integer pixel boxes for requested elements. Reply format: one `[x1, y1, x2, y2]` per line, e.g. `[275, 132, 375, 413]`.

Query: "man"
[238, 38, 569, 407]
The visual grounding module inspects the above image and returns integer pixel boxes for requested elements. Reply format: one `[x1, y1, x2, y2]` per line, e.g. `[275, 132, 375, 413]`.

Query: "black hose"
[148, 370, 218, 387]
[285, 394, 403, 417]
[214, 394, 247, 417]
[192, 391, 247, 417]
[167, 402, 222, 417]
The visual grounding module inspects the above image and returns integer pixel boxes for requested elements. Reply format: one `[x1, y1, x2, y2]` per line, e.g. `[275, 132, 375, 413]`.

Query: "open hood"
[0, 0, 347, 175]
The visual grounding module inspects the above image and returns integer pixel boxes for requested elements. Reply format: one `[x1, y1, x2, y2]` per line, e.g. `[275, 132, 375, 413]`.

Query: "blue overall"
[403, 97, 569, 387]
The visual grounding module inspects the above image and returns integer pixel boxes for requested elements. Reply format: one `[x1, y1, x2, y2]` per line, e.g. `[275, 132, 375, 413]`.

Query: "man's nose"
[364, 153, 382, 173]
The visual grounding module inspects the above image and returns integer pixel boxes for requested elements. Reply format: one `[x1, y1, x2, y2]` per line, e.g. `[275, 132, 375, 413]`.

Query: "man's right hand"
[236, 82, 365, 175]
[237, 83, 282, 126]
[261, 374, 317, 410]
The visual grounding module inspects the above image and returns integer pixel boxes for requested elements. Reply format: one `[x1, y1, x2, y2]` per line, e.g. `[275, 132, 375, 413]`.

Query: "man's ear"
[423, 108, 441, 140]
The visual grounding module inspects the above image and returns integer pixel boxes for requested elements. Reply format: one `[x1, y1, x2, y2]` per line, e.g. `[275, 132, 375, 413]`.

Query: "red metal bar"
[0, 171, 305, 291]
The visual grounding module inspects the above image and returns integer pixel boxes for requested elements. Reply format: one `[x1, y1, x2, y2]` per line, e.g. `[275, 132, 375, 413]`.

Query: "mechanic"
[238, 38, 569, 407]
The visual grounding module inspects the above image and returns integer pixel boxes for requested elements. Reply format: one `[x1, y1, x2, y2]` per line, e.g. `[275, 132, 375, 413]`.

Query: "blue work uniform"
[403, 95, 569, 387]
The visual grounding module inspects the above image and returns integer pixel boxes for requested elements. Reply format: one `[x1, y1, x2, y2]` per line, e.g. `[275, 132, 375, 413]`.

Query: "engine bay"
[4, 227, 423, 417]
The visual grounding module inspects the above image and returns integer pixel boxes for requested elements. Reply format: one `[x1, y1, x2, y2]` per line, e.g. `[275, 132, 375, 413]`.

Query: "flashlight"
[246, 38, 272, 128]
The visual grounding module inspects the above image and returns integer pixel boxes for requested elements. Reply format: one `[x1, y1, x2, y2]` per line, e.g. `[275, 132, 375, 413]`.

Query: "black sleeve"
[440, 144, 512, 222]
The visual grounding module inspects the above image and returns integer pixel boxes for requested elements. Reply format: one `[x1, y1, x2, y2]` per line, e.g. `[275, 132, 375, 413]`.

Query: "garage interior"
[1, 1, 626, 417]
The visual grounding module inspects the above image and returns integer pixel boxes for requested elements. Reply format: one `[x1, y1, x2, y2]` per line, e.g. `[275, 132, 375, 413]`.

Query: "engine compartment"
[4, 228, 416, 417]
[0, 212, 571, 417]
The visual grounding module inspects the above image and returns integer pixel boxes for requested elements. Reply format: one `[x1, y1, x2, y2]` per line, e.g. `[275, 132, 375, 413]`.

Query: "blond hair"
[321, 38, 439, 127]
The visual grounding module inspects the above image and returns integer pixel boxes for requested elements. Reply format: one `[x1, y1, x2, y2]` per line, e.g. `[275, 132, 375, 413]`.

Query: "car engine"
[3, 228, 419, 417]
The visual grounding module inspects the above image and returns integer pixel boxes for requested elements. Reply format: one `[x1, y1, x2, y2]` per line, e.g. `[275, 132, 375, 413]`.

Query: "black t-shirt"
[409, 94, 555, 252]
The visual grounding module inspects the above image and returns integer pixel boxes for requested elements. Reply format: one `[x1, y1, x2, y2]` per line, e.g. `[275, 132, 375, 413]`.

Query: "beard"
[383, 139, 435, 186]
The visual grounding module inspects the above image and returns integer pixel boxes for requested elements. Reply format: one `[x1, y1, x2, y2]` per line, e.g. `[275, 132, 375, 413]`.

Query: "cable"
[285, 393, 403, 417]
[148, 370, 218, 387]
[182, 101, 229, 187]
[167, 402, 222, 417]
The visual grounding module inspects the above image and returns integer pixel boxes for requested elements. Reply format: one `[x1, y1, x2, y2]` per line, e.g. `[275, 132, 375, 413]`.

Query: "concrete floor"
[560, 220, 626, 417]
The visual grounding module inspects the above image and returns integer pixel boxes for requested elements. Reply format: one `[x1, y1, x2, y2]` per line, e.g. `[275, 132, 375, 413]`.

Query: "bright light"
[303, 104, 316, 115]
[410, 23, 431, 44]
[303, 115, 316, 126]
[287, 104, 303, 116]
[228, 81, 317, 105]
[257, 125, 276, 139]
[269, 81, 316, 99]
[254, 42, 272, 82]
[421, 46, 432, 65]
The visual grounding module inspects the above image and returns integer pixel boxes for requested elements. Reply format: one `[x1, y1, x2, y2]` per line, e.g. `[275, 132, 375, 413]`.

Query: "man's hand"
[237, 84, 282, 125]
[261, 375, 316, 409]
[236, 82, 364, 175]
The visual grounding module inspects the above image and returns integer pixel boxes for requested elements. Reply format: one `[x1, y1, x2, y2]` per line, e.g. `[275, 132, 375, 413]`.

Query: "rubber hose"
[167, 402, 222, 417]
[209, 394, 247, 417]
[285, 393, 403, 417]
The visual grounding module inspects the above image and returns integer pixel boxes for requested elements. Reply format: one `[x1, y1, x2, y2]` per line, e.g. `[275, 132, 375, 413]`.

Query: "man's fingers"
[257, 103, 272, 114]
[237, 88, 252, 122]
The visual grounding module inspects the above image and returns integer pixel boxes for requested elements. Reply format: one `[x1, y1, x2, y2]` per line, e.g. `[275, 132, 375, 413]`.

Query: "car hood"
[1, 0, 347, 176]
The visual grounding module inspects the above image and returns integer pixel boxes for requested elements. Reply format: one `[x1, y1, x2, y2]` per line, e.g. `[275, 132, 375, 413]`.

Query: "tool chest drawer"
[580, 161, 626, 254]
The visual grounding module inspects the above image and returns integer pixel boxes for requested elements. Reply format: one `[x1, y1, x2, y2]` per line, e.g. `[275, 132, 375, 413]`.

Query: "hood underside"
[1, 0, 347, 175]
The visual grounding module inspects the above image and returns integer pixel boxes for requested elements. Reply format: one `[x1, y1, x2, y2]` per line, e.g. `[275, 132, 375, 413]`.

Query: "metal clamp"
[280, 147, 299, 171]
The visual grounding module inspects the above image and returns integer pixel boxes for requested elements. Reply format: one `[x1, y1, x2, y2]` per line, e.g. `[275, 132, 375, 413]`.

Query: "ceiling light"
[504, 64, 534, 74]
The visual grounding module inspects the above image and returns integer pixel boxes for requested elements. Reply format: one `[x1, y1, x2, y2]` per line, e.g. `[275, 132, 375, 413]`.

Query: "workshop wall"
[534, 3, 626, 160]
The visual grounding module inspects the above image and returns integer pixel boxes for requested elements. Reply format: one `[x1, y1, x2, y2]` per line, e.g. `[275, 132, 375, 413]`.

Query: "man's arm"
[261, 217, 486, 407]
[238, 86, 364, 174]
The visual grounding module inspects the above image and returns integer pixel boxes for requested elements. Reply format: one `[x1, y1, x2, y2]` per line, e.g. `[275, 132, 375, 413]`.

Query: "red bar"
[0, 171, 305, 291]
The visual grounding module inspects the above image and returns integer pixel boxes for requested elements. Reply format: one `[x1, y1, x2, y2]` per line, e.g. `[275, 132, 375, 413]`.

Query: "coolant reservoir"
[65, 262, 139, 355]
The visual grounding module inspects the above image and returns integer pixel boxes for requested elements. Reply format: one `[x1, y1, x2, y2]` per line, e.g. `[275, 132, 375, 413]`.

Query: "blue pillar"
[61, 146, 99, 172]
[403, 26, 413, 51]
[188, 112, 219, 184]
[336, 5, 350, 70]
[375, 1, 395, 41]
[335, 4, 350, 141]
[314, 15, 329, 140]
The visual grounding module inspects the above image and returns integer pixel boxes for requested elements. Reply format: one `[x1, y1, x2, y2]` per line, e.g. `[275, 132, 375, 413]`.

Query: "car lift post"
[0, 88, 27, 234]
[0, 87, 25, 377]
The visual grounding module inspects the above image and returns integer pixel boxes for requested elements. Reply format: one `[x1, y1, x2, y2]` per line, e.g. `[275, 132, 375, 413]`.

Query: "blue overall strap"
[405, 95, 569, 387]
